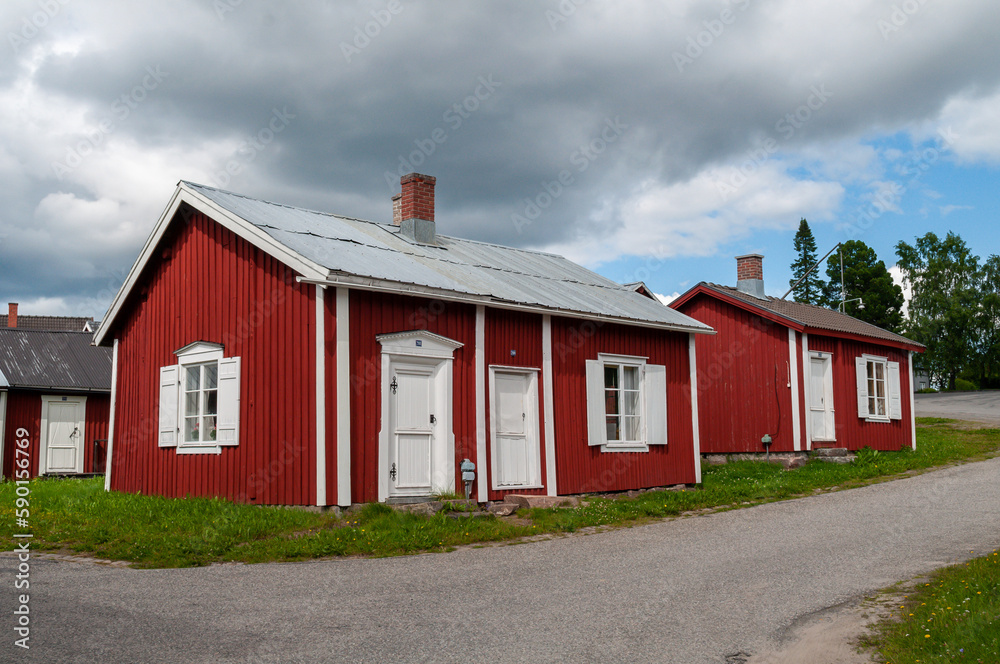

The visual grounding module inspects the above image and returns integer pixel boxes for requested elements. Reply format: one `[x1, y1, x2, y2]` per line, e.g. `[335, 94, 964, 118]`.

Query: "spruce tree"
[789, 219, 825, 304]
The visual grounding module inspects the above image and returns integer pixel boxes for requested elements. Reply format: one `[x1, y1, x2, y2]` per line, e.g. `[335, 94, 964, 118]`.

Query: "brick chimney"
[397, 173, 436, 243]
[7, 303, 17, 328]
[391, 193, 402, 225]
[735, 254, 766, 299]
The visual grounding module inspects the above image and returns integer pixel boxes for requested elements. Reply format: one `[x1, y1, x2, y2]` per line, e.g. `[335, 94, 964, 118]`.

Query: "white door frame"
[376, 331, 463, 502]
[808, 353, 836, 442]
[40, 395, 87, 475]
[488, 366, 542, 490]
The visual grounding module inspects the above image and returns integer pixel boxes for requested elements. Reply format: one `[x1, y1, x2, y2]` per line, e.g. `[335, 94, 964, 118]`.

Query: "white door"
[809, 357, 835, 441]
[493, 372, 538, 487]
[43, 397, 86, 474]
[388, 365, 435, 497]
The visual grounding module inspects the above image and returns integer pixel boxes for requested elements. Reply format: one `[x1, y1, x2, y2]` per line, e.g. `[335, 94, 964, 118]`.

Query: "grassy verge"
[1, 418, 997, 568]
[860, 548, 1000, 662]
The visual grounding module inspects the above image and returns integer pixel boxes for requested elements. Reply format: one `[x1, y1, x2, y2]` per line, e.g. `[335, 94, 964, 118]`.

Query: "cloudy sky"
[2, 0, 999, 317]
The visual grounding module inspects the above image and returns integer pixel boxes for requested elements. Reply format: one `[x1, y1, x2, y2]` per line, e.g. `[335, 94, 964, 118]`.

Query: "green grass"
[861, 549, 1000, 663]
[1, 418, 997, 568]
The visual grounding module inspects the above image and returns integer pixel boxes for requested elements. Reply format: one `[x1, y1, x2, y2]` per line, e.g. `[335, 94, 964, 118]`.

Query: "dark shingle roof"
[0, 315, 94, 332]
[700, 283, 923, 350]
[0, 329, 112, 392]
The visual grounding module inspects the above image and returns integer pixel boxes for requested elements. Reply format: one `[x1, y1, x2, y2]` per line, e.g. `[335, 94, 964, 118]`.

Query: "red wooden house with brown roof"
[671, 254, 924, 454]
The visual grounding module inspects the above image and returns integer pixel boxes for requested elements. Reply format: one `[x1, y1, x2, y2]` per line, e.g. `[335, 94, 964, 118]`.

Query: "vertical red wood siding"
[807, 335, 912, 451]
[1, 391, 109, 478]
[109, 210, 316, 505]
[484, 309, 548, 501]
[347, 290, 476, 503]
[680, 295, 796, 453]
[83, 394, 111, 474]
[2, 391, 41, 478]
[550, 317, 697, 493]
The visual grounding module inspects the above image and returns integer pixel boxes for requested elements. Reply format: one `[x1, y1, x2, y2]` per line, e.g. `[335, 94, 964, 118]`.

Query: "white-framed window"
[585, 353, 667, 452]
[855, 355, 902, 422]
[159, 342, 241, 454]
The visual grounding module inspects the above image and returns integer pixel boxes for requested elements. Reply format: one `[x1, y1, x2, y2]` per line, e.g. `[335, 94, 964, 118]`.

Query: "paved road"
[915, 389, 1000, 426]
[5, 458, 1000, 664]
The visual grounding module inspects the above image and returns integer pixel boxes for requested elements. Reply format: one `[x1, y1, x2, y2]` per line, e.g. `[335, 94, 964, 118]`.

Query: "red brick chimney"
[735, 254, 766, 299]
[397, 173, 437, 243]
[400, 173, 435, 221]
[7, 303, 17, 328]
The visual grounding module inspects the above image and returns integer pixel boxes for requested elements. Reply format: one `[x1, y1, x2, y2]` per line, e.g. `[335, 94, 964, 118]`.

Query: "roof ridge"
[184, 180, 569, 260]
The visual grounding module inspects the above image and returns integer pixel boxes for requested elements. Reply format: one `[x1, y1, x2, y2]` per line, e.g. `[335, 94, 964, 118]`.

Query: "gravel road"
[5, 457, 999, 664]
[915, 390, 1000, 426]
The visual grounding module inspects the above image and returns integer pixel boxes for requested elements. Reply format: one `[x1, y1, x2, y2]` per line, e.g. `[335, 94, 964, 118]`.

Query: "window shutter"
[855, 357, 869, 419]
[644, 364, 668, 445]
[887, 361, 902, 420]
[585, 359, 605, 446]
[158, 365, 179, 447]
[216, 357, 241, 446]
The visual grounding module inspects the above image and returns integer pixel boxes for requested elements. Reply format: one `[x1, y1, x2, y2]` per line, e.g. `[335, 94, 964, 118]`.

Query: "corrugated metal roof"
[183, 182, 712, 332]
[0, 329, 112, 391]
[701, 283, 924, 349]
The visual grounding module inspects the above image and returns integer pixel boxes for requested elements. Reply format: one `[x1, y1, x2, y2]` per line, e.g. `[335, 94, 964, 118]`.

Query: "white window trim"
[160, 342, 242, 455]
[859, 354, 891, 423]
[598, 353, 647, 451]
[488, 366, 543, 490]
[586, 353, 668, 454]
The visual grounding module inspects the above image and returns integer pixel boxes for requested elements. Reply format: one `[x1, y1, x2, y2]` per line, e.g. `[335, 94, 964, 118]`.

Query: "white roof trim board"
[96, 181, 713, 345]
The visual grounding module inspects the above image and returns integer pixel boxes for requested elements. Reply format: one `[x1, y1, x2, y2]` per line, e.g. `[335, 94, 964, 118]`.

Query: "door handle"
[429, 414, 436, 424]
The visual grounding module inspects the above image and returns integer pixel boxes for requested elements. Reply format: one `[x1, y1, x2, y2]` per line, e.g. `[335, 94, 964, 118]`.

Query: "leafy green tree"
[822, 240, 904, 332]
[895, 232, 980, 390]
[789, 219, 825, 304]
[975, 255, 1000, 388]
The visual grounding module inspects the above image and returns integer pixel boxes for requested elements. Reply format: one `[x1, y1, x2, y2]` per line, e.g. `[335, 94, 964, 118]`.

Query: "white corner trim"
[788, 328, 801, 452]
[475, 306, 488, 502]
[689, 334, 702, 484]
[105, 339, 119, 491]
[336, 287, 352, 507]
[315, 285, 327, 507]
[541, 315, 557, 496]
[801, 332, 812, 450]
[908, 351, 917, 451]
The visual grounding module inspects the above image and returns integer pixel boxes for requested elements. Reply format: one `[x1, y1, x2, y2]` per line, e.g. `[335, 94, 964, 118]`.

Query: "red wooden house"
[0, 308, 112, 478]
[94, 174, 714, 506]
[670, 255, 924, 455]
